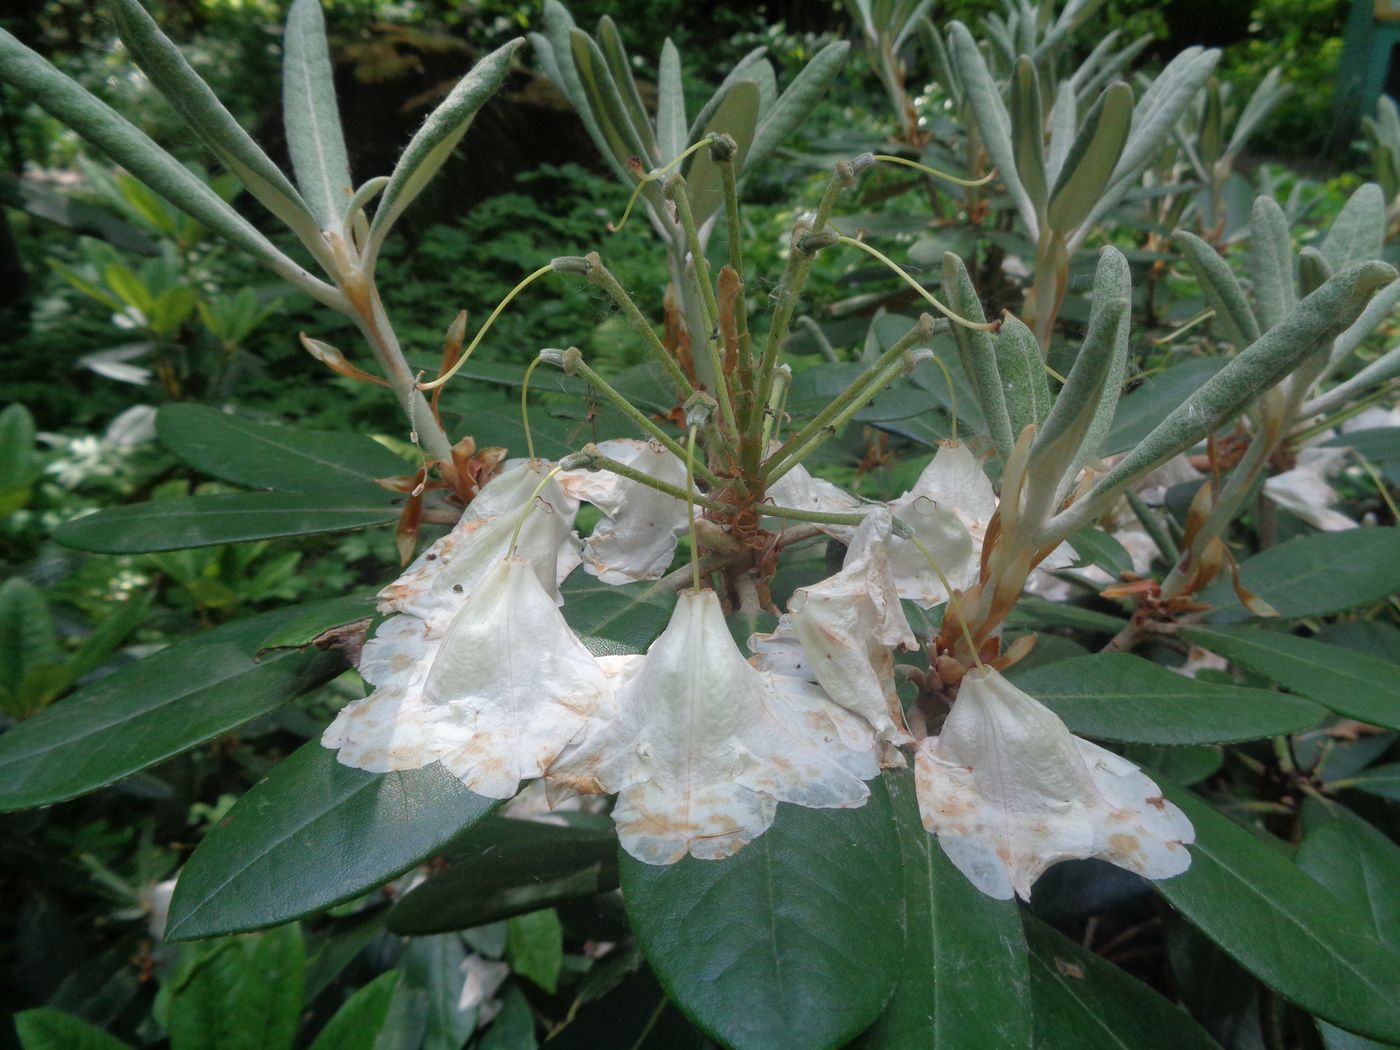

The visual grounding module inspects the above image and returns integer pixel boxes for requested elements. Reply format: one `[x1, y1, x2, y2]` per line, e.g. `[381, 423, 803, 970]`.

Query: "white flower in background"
[325, 557, 614, 799]
[379, 460, 581, 622]
[754, 509, 917, 747]
[914, 665, 1194, 901]
[559, 438, 691, 583]
[548, 588, 876, 864]
[459, 954, 511, 1021]
[1262, 447, 1358, 532]
[1341, 405, 1400, 432]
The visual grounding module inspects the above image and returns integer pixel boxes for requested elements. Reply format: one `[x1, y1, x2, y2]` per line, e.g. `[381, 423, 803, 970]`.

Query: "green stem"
[563, 352, 723, 487]
[761, 503, 872, 526]
[581, 254, 695, 399]
[581, 444, 728, 511]
[763, 316, 933, 480]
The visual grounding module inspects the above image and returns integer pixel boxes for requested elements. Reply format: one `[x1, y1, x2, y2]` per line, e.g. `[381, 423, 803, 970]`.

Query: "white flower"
[914, 665, 1193, 901]
[458, 954, 510, 1020]
[379, 461, 582, 622]
[324, 557, 614, 799]
[755, 509, 917, 746]
[548, 589, 876, 864]
[559, 438, 691, 583]
[1263, 447, 1358, 532]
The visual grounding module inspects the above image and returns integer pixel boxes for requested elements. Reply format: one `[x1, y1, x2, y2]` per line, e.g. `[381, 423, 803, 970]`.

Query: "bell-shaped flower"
[324, 556, 614, 799]
[379, 461, 581, 623]
[548, 588, 875, 864]
[560, 438, 691, 583]
[1263, 447, 1357, 532]
[755, 509, 917, 747]
[914, 665, 1193, 901]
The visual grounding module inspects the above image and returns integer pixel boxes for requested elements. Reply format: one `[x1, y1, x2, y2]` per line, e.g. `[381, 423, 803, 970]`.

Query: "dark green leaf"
[54, 492, 401, 553]
[561, 576, 678, 656]
[0, 603, 344, 811]
[479, 985, 538, 1050]
[854, 770, 1030, 1049]
[1025, 914, 1217, 1050]
[308, 972, 400, 1050]
[1298, 798, 1400, 949]
[620, 782, 902, 1050]
[229, 925, 305, 1050]
[1153, 781, 1400, 1043]
[1200, 528, 1400, 621]
[1004, 597, 1128, 634]
[14, 1009, 133, 1050]
[156, 405, 411, 492]
[1334, 762, 1400, 801]
[388, 817, 618, 935]
[1121, 745, 1223, 786]
[0, 577, 61, 700]
[1066, 527, 1133, 577]
[1180, 624, 1400, 730]
[1008, 653, 1325, 743]
[165, 742, 500, 939]
[1324, 426, 1400, 463]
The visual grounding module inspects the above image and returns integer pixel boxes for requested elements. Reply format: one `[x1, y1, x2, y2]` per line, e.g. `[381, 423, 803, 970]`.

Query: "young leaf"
[1006, 653, 1325, 744]
[943, 252, 1014, 458]
[1025, 915, 1218, 1050]
[596, 17, 659, 164]
[54, 491, 402, 553]
[282, 0, 353, 230]
[1153, 782, 1400, 1043]
[387, 817, 619, 934]
[996, 314, 1047, 433]
[570, 29, 654, 178]
[620, 783, 902, 1050]
[0, 602, 345, 811]
[656, 39, 688, 163]
[0, 31, 340, 307]
[107, 0, 324, 260]
[1248, 195, 1296, 331]
[1321, 182, 1386, 272]
[155, 404, 411, 493]
[1179, 624, 1400, 730]
[685, 79, 761, 225]
[366, 39, 523, 265]
[746, 41, 849, 175]
[165, 741, 500, 939]
[1176, 230, 1261, 349]
[1010, 58, 1048, 218]
[854, 771, 1031, 1050]
[1102, 356, 1226, 456]
[1046, 81, 1133, 236]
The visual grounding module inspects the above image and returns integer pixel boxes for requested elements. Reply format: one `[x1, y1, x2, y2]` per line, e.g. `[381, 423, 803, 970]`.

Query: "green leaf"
[1200, 528, 1400, 621]
[943, 251, 1013, 459]
[1176, 230, 1261, 350]
[479, 985, 538, 1050]
[367, 39, 522, 261]
[308, 972, 400, 1050]
[1248, 194, 1296, 331]
[54, 491, 401, 553]
[1047, 82, 1133, 235]
[1153, 781, 1400, 1043]
[1007, 653, 1326, 744]
[655, 40, 687, 163]
[15, 1009, 133, 1050]
[1179, 624, 1400, 730]
[393, 934, 475, 1050]
[1010, 57, 1047, 218]
[1121, 744, 1223, 786]
[569, 28, 653, 176]
[507, 909, 565, 995]
[282, 0, 353, 230]
[685, 79, 760, 225]
[1298, 798, 1400, 949]
[1065, 527, 1133, 576]
[1024, 915, 1218, 1050]
[1334, 762, 1400, 801]
[596, 17, 659, 164]
[0, 403, 40, 506]
[1003, 596, 1127, 634]
[388, 817, 618, 935]
[156, 404, 411, 493]
[620, 781, 902, 1050]
[996, 314, 1048, 433]
[1322, 182, 1386, 272]
[0, 577, 61, 701]
[560, 576, 678, 656]
[165, 741, 499, 939]
[1103, 356, 1226, 457]
[231, 925, 305, 1050]
[746, 40, 850, 175]
[854, 770, 1031, 1050]
[66, 590, 153, 681]
[107, 0, 323, 259]
[0, 602, 344, 812]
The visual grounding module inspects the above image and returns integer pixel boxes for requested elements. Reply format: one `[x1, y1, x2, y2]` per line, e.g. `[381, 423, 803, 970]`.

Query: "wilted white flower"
[1262, 447, 1357, 532]
[914, 665, 1193, 901]
[754, 509, 917, 747]
[324, 557, 613, 799]
[379, 460, 581, 622]
[548, 589, 876, 864]
[459, 954, 511, 1021]
[559, 438, 691, 583]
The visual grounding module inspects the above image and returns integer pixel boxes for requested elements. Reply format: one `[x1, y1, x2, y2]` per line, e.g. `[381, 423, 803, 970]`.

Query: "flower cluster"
[324, 441, 1194, 898]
